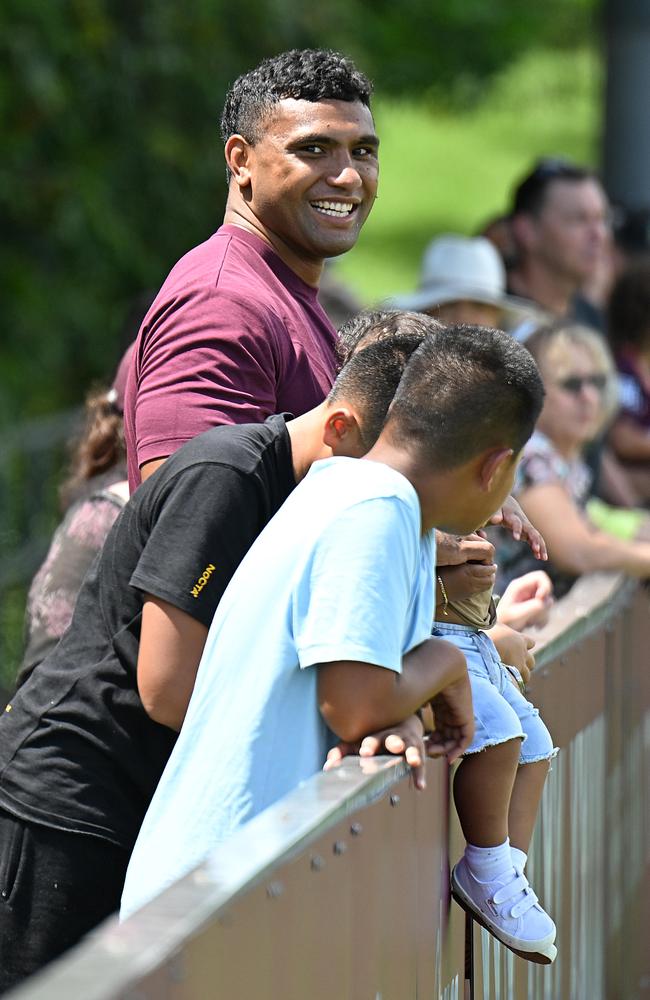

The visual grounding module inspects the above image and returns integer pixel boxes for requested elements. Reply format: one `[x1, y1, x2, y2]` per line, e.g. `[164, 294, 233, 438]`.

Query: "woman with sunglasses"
[496, 321, 650, 596]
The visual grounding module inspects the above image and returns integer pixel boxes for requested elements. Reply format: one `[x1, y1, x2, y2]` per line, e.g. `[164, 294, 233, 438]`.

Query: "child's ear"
[479, 448, 514, 491]
[322, 407, 364, 454]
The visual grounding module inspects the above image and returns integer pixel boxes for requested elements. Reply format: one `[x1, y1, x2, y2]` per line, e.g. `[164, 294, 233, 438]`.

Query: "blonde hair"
[524, 321, 618, 433]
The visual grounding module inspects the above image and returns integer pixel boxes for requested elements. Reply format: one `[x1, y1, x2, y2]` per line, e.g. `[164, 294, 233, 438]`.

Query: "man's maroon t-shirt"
[124, 225, 339, 491]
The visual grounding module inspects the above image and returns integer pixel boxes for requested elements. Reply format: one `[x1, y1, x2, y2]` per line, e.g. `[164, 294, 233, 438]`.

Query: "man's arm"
[137, 596, 209, 731]
[133, 294, 282, 479]
[318, 636, 473, 763]
[131, 463, 281, 726]
[140, 458, 166, 482]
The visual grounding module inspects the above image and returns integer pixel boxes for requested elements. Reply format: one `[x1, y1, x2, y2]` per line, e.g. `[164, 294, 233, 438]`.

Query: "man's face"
[241, 98, 379, 264]
[528, 178, 609, 284]
[434, 300, 503, 329]
[445, 451, 520, 537]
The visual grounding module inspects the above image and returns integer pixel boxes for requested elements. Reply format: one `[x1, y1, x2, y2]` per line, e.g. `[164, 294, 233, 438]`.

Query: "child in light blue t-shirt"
[121, 456, 442, 916]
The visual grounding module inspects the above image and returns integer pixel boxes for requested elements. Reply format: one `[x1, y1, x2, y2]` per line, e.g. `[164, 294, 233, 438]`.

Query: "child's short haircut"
[336, 308, 442, 365]
[331, 311, 442, 449]
[386, 324, 545, 468]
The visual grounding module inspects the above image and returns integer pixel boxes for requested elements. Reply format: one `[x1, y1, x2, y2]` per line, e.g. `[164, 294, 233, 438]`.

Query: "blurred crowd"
[378, 157, 650, 594]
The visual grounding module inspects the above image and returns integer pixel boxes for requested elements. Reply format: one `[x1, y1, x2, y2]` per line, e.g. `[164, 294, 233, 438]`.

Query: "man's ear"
[511, 212, 537, 253]
[479, 448, 514, 491]
[224, 135, 253, 190]
[322, 407, 365, 455]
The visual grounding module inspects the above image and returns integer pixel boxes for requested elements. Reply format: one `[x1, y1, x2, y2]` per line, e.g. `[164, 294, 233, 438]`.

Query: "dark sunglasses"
[556, 374, 607, 394]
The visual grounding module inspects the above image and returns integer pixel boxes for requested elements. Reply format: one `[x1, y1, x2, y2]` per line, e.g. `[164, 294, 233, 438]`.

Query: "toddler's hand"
[489, 496, 547, 561]
[490, 623, 535, 678]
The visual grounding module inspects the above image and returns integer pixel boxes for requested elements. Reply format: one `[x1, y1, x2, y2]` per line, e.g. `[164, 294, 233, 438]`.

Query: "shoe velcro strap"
[510, 888, 539, 918]
[492, 873, 528, 905]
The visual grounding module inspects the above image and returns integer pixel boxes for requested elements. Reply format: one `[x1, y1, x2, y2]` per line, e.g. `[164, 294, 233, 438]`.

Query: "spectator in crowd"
[387, 234, 533, 331]
[120, 324, 545, 926]
[507, 158, 610, 330]
[0, 312, 495, 990]
[607, 259, 650, 501]
[479, 213, 518, 272]
[17, 347, 132, 688]
[124, 48, 379, 491]
[496, 321, 650, 596]
[611, 204, 650, 273]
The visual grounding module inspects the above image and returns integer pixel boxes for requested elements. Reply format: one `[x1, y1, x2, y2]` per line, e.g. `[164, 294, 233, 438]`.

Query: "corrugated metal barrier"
[7, 574, 650, 999]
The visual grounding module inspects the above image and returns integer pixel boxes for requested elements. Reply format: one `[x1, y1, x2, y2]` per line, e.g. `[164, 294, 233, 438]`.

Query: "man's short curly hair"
[220, 48, 373, 146]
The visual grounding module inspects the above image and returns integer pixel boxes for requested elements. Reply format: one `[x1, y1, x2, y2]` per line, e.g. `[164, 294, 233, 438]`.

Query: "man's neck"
[286, 404, 332, 482]
[508, 259, 576, 317]
[362, 439, 457, 535]
[222, 205, 324, 288]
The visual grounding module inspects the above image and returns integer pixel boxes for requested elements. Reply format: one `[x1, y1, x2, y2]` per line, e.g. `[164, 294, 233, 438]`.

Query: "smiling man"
[124, 49, 379, 490]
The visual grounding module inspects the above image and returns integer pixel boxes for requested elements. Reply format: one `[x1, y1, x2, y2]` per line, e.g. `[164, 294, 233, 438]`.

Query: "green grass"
[336, 46, 602, 303]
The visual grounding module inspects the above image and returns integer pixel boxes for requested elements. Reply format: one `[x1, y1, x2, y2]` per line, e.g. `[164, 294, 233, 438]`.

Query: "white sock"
[510, 846, 528, 872]
[464, 838, 513, 883]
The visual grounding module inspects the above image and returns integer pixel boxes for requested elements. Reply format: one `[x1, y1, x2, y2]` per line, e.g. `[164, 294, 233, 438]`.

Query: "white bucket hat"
[387, 234, 532, 326]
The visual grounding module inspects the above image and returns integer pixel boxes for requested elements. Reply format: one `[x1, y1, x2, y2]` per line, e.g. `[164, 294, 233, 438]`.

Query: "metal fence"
[7, 572, 649, 999]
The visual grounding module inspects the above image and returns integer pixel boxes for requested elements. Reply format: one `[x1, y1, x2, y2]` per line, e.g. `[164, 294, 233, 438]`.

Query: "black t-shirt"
[0, 416, 295, 850]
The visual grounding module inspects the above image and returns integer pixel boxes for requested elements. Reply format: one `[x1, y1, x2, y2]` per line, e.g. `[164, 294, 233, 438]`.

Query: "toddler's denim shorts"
[431, 621, 557, 763]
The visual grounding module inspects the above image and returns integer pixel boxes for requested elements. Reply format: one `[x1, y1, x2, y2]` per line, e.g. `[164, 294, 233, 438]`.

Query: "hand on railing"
[324, 714, 429, 790]
[324, 668, 475, 789]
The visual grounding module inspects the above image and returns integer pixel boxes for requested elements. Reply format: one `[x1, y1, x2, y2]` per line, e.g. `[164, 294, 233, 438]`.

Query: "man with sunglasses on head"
[507, 159, 610, 331]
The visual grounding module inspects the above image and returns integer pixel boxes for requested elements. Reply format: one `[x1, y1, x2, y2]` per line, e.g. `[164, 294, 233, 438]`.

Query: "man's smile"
[310, 200, 358, 219]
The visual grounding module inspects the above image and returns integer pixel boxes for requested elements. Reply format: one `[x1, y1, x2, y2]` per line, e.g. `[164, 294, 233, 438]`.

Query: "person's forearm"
[610, 420, 650, 463]
[318, 637, 467, 743]
[137, 596, 208, 730]
[552, 528, 650, 578]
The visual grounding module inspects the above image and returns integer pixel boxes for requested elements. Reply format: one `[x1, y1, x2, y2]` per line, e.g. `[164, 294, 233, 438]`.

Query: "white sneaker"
[451, 856, 557, 965]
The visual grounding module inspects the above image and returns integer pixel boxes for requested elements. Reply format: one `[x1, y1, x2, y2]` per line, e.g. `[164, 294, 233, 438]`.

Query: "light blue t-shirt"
[121, 457, 436, 917]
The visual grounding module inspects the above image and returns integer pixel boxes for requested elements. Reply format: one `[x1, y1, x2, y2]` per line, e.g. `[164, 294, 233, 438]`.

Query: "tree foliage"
[0, 0, 598, 422]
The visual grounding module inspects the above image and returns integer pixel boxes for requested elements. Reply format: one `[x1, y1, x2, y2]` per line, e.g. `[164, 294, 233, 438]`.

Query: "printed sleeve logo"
[191, 564, 216, 598]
